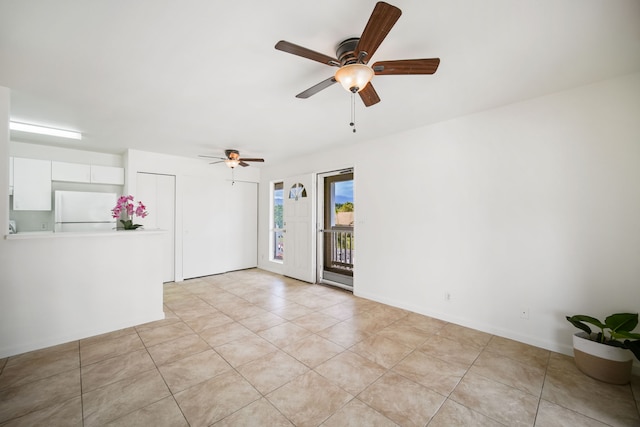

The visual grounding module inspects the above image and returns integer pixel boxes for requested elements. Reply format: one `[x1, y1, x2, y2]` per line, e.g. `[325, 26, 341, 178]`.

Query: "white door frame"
[136, 172, 177, 283]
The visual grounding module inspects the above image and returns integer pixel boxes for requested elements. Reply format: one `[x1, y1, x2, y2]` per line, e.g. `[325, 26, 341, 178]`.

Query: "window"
[271, 181, 284, 262]
[288, 182, 307, 200]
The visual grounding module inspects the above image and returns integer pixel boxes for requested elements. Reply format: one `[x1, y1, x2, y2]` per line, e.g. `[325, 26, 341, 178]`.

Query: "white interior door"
[136, 173, 176, 283]
[283, 174, 315, 283]
[182, 175, 225, 279]
[225, 181, 258, 271]
[182, 176, 259, 279]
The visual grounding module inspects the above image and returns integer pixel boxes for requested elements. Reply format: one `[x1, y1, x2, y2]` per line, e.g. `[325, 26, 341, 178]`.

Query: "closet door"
[182, 175, 226, 279]
[136, 172, 176, 283]
[182, 175, 258, 279]
[225, 181, 258, 271]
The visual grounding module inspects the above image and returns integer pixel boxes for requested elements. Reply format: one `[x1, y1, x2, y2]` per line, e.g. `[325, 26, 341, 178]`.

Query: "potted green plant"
[566, 312, 640, 384]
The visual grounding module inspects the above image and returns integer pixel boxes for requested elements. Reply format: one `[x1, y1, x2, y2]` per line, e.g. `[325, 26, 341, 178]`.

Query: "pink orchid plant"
[111, 195, 148, 230]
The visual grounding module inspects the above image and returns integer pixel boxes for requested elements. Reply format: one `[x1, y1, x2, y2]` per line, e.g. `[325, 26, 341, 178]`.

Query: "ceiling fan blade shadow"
[356, 2, 402, 63]
[359, 83, 381, 107]
[209, 161, 224, 165]
[373, 58, 440, 75]
[296, 77, 337, 99]
[199, 155, 226, 160]
[275, 41, 340, 67]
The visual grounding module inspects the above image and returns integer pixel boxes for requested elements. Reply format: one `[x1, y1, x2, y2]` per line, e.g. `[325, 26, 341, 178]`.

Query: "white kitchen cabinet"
[9, 157, 13, 195]
[90, 165, 125, 185]
[12, 157, 52, 211]
[51, 161, 91, 183]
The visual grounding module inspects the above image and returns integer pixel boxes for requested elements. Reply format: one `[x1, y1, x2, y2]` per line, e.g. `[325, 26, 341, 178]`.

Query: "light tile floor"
[1, 268, 639, 426]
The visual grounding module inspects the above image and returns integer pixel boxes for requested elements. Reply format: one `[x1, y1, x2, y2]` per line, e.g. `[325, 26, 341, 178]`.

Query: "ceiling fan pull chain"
[350, 92, 356, 133]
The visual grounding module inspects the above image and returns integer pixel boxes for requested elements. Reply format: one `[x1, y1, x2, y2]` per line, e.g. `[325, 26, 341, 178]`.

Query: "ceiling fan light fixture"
[225, 159, 240, 168]
[335, 63, 374, 93]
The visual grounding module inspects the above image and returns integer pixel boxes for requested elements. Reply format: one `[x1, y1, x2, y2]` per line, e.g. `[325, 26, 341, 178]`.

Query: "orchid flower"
[111, 195, 149, 229]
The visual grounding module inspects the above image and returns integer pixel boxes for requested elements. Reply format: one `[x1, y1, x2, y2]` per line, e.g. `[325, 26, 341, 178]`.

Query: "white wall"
[0, 232, 165, 358]
[258, 73, 640, 365]
[9, 141, 123, 166]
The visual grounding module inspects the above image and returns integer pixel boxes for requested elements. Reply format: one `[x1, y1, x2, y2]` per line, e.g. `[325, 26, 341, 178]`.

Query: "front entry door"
[283, 174, 315, 283]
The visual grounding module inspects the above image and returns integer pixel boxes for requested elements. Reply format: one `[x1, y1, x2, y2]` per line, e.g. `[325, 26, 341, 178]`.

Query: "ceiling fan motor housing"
[336, 38, 362, 66]
[225, 149, 240, 160]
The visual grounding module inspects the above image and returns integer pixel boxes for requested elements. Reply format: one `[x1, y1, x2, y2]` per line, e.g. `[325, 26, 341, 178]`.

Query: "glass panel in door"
[322, 171, 354, 289]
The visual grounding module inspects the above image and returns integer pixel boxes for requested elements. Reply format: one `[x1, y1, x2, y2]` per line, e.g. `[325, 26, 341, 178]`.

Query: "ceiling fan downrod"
[350, 92, 357, 133]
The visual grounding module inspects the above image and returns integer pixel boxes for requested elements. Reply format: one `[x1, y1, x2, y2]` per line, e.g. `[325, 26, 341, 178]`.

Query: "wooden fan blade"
[239, 158, 264, 162]
[296, 77, 337, 99]
[239, 161, 250, 167]
[359, 83, 381, 107]
[372, 58, 440, 75]
[356, 2, 402, 64]
[275, 41, 340, 67]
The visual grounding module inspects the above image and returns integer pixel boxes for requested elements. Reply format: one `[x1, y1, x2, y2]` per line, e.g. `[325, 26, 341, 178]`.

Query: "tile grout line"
[77, 339, 86, 427]
[531, 350, 552, 427]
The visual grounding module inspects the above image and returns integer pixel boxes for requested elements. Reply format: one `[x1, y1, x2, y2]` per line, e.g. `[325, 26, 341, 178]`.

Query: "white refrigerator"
[54, 191, 117, 232]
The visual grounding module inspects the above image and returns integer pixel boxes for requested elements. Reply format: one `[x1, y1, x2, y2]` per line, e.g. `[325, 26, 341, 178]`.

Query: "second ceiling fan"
[275, 1, 440, 107]
[199, 149, 264, 168]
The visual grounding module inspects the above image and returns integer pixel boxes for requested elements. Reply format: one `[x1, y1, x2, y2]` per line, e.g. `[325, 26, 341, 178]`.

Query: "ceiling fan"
[199, 149, 264, 169]
[275, 1, 440, 108]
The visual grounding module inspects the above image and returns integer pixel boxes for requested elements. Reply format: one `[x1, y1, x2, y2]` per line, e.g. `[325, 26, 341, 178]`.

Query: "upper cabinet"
[50, 161, 125, 185]
[51, 161, 91, 183]
[12, 157, 52, 211]
[90, 165, 125, 185]
[10, 157, 124, 211]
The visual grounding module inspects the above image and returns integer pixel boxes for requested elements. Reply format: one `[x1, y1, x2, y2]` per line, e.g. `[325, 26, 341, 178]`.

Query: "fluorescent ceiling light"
[9, 121, 82, 140]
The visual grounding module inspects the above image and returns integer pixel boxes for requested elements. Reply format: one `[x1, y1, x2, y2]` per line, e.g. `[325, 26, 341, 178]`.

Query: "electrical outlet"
[40, 222, 48, 230]
[520, 308, 529, 319]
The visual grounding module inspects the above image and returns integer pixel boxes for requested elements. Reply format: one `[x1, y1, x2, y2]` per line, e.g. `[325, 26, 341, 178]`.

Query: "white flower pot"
[573, 332, 633, 384]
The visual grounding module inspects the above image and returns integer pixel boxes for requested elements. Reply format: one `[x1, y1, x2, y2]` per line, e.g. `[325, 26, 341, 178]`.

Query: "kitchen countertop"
[5, 229, 166, 240]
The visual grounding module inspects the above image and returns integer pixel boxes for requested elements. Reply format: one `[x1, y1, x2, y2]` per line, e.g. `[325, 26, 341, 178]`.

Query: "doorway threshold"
[320, 277, 353, 292]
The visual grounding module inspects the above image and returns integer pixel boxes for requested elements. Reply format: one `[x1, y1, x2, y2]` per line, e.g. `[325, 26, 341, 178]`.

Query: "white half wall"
[258, 73, 640, 368]
[0, 232, 165, 358]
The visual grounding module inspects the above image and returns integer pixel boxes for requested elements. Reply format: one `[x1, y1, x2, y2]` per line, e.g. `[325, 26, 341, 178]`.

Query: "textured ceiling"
[1, 0, 639, 165]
